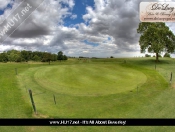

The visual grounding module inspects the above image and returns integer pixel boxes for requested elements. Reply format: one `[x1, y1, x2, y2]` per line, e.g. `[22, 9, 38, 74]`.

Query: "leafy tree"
[51, 54, 57, 61]
[57, 51, 68, 61]
[42, 52, 52, 64]
[57, 51, 63, 61]
[137, 22, 175, 62]
[63, 55, 68, 60]
[15, 53, 21, 62]
[0, 52, 8, 62]
[8, 52, 15, 62]
[15, 56, 22, 62]
[7, 50, 19, 62]
[33, 55, 41, 61]
[21, 50, 29, 62]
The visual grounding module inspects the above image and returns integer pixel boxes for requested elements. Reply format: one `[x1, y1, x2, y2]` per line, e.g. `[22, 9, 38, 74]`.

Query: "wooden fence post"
[53, 94, 56, 105]
[28, 89, 37, 114]
[170, 72, 172, 84]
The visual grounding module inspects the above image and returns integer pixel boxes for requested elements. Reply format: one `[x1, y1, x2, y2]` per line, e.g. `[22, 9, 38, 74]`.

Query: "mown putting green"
[31, 64, 147, 96]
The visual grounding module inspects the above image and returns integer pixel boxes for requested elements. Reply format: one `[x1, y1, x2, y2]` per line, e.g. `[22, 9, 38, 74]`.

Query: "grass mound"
[32, 64, 147, 96]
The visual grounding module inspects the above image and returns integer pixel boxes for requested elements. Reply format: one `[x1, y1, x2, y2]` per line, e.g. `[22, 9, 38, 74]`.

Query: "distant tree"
[0, 52, 8, 62]
[164, 53, 170, 58]
[110, 56, 114, 58]
[137, 22, 175, 62]
[15, 56, 22, 62]
[92, 57, 97, 59]
[145, 54, 151, 57]
[32, 51, 43, 60]
[57, 51, 63, 61]
[63, 55, 68, 60]
[33, 55, 41, 61]
[8, 53, 15, 62]
[51, 54, 57, 61]
[28, 51, 33, 60]
[42, 52, 52, 64]
[0, 50, 68, 63]
[7, 50, 19, 62]
[21, 50, 29, 62]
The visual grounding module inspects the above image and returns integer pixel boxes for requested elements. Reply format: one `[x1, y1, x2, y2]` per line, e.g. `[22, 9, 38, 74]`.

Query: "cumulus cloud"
[70, 14, 77, 19]
[9, 0, 75, 38]
[80, 0, 141, 53]
[0, 0, 174, 57]
[78, 0, 174, 55]
[0, 0, 13, 10]
[1, 0, 75, 51]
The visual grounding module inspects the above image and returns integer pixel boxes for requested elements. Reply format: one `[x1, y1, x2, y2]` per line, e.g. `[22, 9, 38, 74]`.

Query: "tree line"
[0, 50, 68, 63]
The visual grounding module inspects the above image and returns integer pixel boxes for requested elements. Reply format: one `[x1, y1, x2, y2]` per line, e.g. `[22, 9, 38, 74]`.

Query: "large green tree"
[137, 22, 175, 62]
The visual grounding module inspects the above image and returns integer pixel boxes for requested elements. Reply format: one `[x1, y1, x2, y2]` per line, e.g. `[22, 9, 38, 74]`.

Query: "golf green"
[31, 64, 147, 96]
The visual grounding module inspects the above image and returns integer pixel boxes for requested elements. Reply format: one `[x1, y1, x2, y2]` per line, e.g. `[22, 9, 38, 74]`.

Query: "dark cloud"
[50, 27, 79, 49]
[10, 19, 51, 38]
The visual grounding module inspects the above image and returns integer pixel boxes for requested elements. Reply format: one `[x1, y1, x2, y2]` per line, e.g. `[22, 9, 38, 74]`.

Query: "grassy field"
[1, 58, 175, 131]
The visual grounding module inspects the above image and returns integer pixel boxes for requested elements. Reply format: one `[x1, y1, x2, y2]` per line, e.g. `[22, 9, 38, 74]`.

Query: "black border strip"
[0, 119, 175, 126]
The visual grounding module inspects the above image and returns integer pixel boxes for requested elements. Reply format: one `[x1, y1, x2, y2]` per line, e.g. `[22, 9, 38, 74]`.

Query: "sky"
[0, 0, 175, 58]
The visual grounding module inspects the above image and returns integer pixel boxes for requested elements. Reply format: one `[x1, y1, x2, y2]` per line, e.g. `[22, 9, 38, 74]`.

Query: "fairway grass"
[2, 58, 175, 131]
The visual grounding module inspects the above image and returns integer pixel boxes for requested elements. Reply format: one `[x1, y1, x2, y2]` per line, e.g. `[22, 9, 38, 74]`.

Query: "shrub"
[164, 53, 170, 58]
[145, 54, 151, 57]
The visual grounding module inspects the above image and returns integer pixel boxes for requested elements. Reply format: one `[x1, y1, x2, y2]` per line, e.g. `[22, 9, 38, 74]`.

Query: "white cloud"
[0, 0, 13, 10]
[0, 0, 175, 57]
[70, 14, 77, 19]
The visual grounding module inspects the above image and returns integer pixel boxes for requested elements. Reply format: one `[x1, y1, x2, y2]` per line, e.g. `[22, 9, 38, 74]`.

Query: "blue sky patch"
[83, 40, 99, 47]
[103, 37, 112, 43]
[63, 0, 94, 27]
[0, 1, 13, 15]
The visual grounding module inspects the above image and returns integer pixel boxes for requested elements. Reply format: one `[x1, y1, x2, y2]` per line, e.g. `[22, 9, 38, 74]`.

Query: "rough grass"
[0, 63, 32, 118]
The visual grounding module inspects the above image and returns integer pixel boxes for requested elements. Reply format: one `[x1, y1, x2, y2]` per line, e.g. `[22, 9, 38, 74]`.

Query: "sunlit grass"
[1, 57, 175, 131]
